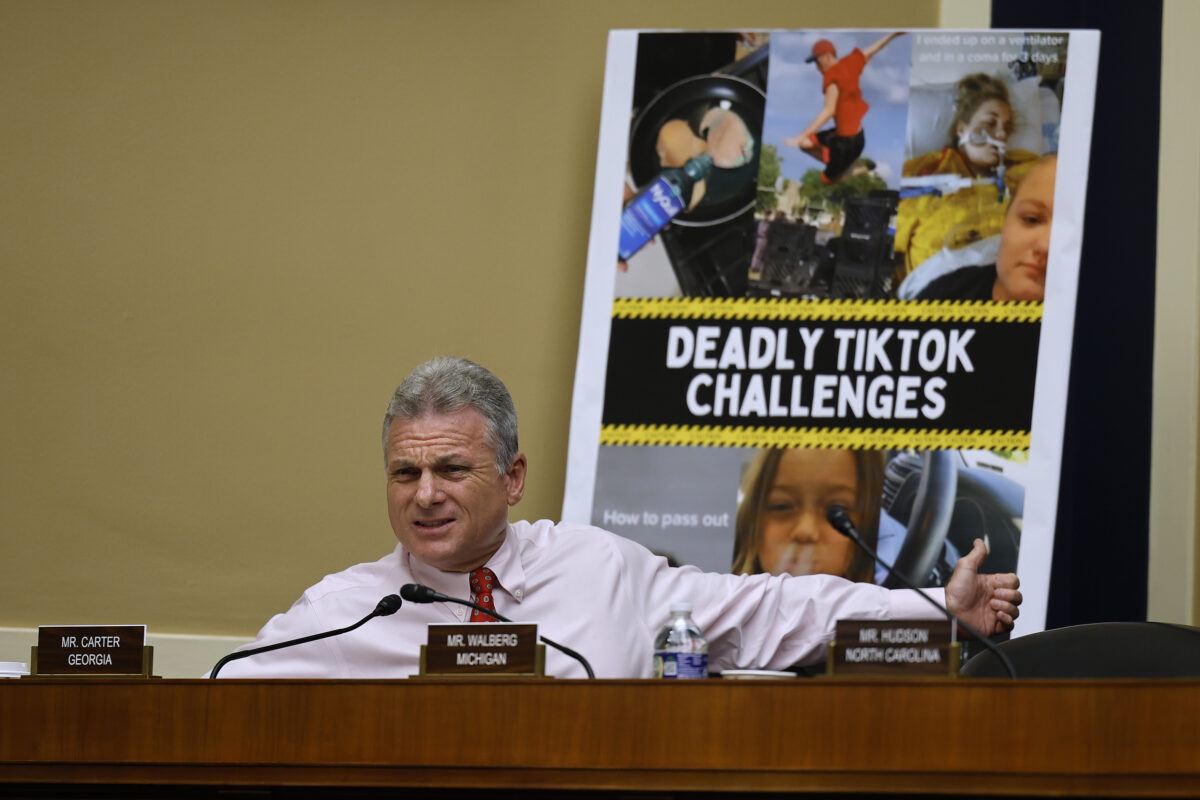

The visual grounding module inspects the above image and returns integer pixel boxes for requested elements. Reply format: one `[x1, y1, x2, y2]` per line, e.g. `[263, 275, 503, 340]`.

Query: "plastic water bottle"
[653, 602, 708, 679]
[618, 153, 714, 261]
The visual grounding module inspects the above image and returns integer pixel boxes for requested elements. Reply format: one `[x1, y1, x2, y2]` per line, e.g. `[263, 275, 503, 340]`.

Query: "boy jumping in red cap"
[784, 32, 904, 184]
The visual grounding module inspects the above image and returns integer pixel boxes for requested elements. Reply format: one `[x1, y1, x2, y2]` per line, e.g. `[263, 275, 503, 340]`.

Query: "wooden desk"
[2, 678, 1199, 797]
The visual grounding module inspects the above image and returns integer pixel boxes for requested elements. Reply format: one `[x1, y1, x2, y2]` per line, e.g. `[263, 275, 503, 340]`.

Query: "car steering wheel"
[883, 451, 958, 588]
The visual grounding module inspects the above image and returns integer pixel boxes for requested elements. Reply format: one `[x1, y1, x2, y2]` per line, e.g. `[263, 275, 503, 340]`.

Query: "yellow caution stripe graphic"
[611, 297, 1041, 324]
[600, 424, 1029, 451]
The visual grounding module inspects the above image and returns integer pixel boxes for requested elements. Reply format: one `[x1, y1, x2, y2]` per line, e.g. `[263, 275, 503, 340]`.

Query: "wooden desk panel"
[2, 678, 1199, 796]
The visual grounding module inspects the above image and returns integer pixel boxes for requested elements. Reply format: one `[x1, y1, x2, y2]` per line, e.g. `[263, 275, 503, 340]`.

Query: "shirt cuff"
[888, 587, 948, 620]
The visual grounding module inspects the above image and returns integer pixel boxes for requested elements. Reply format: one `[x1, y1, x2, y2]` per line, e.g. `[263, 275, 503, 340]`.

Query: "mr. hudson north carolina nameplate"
[828, 619, 959, 677]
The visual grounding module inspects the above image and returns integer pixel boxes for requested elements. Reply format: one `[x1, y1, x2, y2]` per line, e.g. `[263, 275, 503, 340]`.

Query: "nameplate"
[827, 619, 959, 677]
[420, 623, 541, 676]
[32, 625, 152, 677]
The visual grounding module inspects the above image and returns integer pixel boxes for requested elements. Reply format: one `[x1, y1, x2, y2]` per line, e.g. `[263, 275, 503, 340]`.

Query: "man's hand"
[945, 539, 1022, 637]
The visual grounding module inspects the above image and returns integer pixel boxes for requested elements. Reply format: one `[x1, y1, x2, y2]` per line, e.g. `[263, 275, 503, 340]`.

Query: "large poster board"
[565, 29, 1099, 634]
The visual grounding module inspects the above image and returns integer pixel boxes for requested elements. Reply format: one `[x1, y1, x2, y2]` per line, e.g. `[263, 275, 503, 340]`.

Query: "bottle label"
[653, 651, 708, 679]
[618, 177, 684, 261]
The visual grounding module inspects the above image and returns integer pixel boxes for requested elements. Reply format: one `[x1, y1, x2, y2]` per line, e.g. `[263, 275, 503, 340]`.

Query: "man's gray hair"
[382, 357, 519, 474]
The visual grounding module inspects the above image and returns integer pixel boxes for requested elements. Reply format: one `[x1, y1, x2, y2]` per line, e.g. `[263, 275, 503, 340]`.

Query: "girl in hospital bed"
[894, 73, 1051, 292]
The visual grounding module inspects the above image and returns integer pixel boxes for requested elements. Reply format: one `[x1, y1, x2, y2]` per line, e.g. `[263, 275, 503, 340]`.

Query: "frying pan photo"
[628, 75, 766, 228]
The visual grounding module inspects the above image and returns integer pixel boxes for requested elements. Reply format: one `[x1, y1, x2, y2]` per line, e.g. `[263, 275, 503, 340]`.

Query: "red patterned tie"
[469, 567, 499, 622]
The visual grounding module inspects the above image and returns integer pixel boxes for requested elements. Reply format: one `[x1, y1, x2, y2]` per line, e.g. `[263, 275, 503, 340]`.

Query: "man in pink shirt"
[214, 356, 1021, 678]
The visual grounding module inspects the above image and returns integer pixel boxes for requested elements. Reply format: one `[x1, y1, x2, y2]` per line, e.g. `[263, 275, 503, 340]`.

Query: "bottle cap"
[670, 602, 692, 614]
[682, 152, 714, 181]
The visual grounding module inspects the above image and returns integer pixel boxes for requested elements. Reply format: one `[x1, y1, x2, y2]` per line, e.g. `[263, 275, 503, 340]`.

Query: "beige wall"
[1151, 0, 1200, 624]
[0, 0, 945, 640]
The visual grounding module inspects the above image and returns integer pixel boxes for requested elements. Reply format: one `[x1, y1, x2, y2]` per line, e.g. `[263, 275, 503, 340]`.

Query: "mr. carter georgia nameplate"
[33, 625, 151, 677]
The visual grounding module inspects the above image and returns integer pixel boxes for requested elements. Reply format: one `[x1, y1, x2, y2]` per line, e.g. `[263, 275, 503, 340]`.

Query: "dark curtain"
[991, 1, 1162, 626]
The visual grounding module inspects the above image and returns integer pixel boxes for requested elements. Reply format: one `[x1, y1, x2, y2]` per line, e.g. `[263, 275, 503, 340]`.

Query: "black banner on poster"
[603, 299, 1038, 448]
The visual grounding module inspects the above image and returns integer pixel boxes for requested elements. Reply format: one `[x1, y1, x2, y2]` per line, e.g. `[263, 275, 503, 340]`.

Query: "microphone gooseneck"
[826, 505, 1018, 679]
[399, 582, 596, 679]
[209, 594, 403, 679]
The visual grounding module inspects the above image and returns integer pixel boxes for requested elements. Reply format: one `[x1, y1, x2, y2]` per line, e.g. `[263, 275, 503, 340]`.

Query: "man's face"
[385, 407, 525, 572]
[815, 52, 836, 73]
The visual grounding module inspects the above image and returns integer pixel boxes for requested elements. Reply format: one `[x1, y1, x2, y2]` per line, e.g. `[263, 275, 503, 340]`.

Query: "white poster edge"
[1013, 29, 1101, 635]
[563, 30, 637, 523]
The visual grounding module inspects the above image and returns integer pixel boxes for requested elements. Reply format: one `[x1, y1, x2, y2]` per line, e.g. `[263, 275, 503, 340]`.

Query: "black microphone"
[400, 582, 596, 679]
[826, 506, 1018, 679]
[208, 594, 402, 679]
[400, 583, 449, 604]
